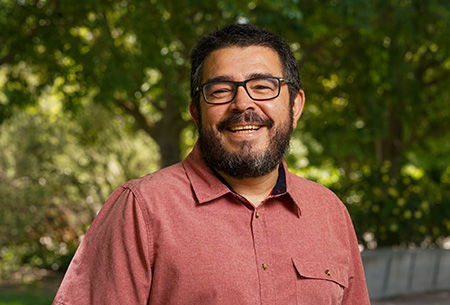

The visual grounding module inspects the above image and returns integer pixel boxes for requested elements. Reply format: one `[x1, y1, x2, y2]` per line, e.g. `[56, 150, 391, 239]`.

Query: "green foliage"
[335, 162, 450, 248]
[0, 98, 158, 276]
[0, 0, 449, 278]
[283, 0, 450, 248]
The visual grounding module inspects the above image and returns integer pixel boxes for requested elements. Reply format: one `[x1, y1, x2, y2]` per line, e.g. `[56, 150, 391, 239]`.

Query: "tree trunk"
[115, 97, 189, 168]
[153, 122, 184, 168]
[151, 94, 189, 168]
[375, 105, 403, 178]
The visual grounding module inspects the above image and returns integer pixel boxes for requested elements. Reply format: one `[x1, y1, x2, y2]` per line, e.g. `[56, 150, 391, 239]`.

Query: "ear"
[291, 89, 305, 129]
[189, 102, 199, 126]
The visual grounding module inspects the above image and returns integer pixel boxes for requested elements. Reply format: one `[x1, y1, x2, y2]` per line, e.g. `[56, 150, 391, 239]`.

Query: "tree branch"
[0, 53, 14, 66]
[114, 98, 156, 138]
[424, 70, 450, 87]
[143, 94, 163, 112]
[405, 123, 450, 152]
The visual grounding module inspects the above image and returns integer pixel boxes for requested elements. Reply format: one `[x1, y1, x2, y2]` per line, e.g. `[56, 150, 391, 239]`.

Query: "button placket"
[250, 206, 275, 303]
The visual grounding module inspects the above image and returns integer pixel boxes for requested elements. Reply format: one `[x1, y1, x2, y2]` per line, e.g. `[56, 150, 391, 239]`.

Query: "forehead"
[202, 46, 283, 82]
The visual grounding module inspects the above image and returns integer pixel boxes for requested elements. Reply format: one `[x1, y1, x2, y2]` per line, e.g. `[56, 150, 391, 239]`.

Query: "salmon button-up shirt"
[54, 143, 370, 305]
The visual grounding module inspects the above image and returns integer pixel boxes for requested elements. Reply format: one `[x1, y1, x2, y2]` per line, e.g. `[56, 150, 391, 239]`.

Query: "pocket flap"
[292, 256, 349, 288]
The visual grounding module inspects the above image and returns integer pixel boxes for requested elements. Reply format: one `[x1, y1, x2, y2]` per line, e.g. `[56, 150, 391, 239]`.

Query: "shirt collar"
[182, 143, 232, 204]
[183, 142, 302, 214]
[211, 165, 286, 202]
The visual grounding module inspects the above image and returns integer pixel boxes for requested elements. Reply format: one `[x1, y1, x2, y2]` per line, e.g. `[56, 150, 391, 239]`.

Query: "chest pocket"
[292, 257, 349, 305]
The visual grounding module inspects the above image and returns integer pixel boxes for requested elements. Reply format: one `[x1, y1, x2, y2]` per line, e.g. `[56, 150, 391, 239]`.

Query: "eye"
[249, 79, 277, 91]
[205, 82, 234, 99]
[253, 84, 272, 90]
[211, 88, 232, 95]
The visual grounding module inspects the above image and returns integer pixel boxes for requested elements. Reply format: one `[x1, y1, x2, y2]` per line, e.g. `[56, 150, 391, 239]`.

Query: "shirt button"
[262, 263, 268, 270]
[255, 211, 260, 218]
[325, 269, 331, 276]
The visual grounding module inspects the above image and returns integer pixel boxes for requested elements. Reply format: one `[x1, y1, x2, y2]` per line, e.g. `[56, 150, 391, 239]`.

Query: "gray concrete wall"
[362, 248, 450, 300]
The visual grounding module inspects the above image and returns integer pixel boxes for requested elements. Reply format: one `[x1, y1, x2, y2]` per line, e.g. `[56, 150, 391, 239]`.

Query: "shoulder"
[112, 162, 197, 215]
[287, 171, 340, 199]
[286, 170, 348, 214]
[122, 163, 188, 194]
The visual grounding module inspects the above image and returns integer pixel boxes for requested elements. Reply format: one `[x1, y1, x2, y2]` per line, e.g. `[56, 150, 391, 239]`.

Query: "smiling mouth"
[228, 125, 261, 133]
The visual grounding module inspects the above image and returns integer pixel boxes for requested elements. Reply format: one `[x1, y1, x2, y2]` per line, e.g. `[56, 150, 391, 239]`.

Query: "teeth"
[229, 125, 260, 133]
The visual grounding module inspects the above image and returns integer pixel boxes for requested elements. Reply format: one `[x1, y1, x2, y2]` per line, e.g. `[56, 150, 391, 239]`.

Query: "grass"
[0, 269, 61, 305]
[0, 291, 54, 305]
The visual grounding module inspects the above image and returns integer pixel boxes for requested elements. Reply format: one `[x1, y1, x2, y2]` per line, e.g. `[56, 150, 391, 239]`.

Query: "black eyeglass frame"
[195, 76, 291, 105]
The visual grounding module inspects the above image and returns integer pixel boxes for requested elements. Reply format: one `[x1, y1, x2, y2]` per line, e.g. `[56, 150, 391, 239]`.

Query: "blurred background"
[1, 0, 449, 304]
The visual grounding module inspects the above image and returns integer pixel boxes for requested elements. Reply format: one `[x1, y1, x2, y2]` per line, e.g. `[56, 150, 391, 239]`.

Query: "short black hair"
[190, 23, 302, 112]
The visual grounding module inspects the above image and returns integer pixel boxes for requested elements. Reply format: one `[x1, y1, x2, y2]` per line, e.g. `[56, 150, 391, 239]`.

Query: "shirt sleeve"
[53, 186, 152, 305]
[342, 209, 371, 305]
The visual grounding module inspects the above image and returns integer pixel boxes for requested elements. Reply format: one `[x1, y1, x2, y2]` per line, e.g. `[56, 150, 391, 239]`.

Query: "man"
[54, 23, 370, 304]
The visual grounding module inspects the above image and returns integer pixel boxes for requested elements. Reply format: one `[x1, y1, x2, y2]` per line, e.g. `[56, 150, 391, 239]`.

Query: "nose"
[229, 85, 255, 112]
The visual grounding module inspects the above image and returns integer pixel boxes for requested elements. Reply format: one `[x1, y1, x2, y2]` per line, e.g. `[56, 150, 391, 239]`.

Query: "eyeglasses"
[196, 76, 290, 105]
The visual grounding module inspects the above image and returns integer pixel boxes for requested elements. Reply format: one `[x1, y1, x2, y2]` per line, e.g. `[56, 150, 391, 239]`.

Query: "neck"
[218, 164, 280, 208]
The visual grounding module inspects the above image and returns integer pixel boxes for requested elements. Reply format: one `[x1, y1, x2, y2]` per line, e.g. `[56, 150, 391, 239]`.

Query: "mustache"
[217, 111, 274, 131]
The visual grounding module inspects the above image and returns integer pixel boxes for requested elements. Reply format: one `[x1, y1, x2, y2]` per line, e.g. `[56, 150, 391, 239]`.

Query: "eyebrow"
[203, 73, 277, 84]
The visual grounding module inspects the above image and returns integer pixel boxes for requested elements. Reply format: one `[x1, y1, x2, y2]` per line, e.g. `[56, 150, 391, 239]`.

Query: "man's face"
[191, 46, 304, 179]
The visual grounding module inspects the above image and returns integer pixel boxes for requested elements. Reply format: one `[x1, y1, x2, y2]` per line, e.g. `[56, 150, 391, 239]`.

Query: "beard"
[198, 111, 293, 179]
